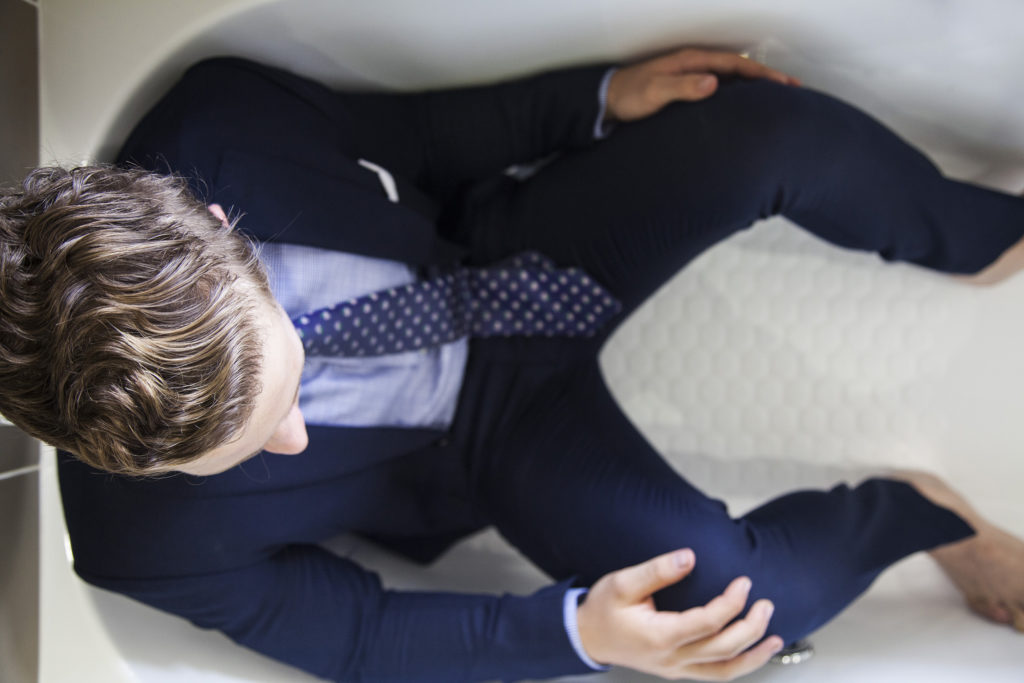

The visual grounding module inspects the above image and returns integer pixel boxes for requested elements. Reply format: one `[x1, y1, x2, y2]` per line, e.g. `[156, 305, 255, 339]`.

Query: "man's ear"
[207, 203, 230, 227]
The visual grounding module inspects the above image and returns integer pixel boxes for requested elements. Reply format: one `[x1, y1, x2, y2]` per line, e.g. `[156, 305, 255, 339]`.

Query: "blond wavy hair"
[0, 166, 271, 475]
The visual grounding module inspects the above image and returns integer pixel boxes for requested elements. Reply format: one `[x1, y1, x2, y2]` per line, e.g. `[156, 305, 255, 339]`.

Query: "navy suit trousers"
[368, 79, 1022, 645]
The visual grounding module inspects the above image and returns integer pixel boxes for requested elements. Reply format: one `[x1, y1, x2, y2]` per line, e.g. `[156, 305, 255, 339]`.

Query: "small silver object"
[770, 639, 815, 665]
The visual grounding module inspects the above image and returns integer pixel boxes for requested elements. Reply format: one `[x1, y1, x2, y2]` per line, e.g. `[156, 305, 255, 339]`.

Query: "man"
[1, 48, 1022, 682]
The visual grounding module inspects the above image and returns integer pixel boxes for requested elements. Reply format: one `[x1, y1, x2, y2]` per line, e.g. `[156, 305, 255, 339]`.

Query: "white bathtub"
[36, 1, 1024, 681]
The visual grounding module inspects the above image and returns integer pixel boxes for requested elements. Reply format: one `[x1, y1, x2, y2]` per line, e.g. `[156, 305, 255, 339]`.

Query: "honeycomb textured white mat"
[602, 220, 977, 473]
[35, 1, 1024, 682]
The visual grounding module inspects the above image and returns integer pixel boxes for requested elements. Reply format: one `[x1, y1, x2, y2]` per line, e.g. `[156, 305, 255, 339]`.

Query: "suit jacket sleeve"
[82, 545, 590, 682]
[336, 62, 612, 199]
[116, 57, 611, 247]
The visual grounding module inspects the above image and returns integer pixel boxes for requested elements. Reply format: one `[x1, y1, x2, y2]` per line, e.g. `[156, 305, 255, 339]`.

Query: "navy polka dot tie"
[293, 252, 621, 357]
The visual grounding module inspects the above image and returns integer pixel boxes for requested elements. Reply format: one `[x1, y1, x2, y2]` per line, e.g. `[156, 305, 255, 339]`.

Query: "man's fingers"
[657, 576, 753, 644]
[653, 72, 719, 103]
[608, 47, 799, 121]
[681, 599, 775, 664]
[693, 50, 790, 83]
[684, 635, 786, 682]
[710, 51, 792, 83]
[608, 549, 695, 604]
[659, 48, 795, 85]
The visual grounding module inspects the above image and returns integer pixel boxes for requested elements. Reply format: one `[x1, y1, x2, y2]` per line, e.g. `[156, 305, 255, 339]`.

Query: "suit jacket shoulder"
[117, 57, 464, 264]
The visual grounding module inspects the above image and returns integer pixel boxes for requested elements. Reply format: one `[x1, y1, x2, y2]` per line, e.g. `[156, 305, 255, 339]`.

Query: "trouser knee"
[649, 512, 858, 644]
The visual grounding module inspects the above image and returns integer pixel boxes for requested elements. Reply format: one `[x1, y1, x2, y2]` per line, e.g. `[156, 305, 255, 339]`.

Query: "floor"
[35, 0, 1024, 681]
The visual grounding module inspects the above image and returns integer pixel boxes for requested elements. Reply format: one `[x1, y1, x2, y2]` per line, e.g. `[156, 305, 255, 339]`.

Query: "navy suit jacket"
[58, 57, 610, 681]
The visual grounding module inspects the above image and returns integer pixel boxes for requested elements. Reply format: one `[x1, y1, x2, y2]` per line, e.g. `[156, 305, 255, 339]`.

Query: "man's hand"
[577, 549, 784, 681]
[605, 48, 800, 123]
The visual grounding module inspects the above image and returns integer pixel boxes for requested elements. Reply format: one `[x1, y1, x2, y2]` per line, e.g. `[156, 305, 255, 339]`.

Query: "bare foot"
[888, 470, 1024, 632]
[930, 523, 1024, 630]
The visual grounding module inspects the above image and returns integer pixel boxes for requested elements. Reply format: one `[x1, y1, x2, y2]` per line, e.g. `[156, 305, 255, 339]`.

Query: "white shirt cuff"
[563, 587, 611, 671]
[593, 67, 618, 140]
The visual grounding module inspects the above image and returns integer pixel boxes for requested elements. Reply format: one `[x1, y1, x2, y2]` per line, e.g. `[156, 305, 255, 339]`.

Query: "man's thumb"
[675, 73, 718, 101]
[612, 549, 695, 604]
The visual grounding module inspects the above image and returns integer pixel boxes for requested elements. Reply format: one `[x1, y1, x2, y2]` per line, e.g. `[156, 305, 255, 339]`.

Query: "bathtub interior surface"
[37, 1, 1024, 681]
